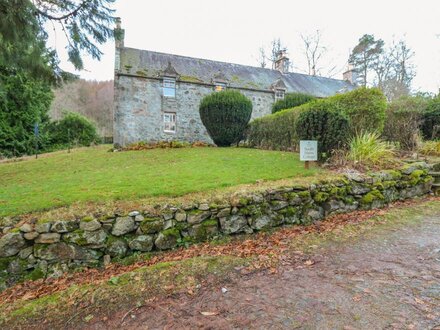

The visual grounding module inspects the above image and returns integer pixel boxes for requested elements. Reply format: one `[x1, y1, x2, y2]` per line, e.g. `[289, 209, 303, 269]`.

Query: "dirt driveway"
[110, 213, 440, 329]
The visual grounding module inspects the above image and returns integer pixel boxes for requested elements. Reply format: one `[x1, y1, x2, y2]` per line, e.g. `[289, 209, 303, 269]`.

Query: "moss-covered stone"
[106, 239, 128, 258]
[329, 186, 348, 197]
[63, 229, 107, 247]
[139, 217, 164, 234]
[238, 197, 250, 206]
[188, 219, 219, 242]
[155, 228, 181, 250]
[24, 266, 46, 281]
[313, 192, 329, 203]
[407, 169, 426, 185]
[0, 257, 14, 272]
[298, 191, 311, 199]
[382, 170, 402, 180]
[361, 190, 385, 205]
[187, 210, 211, 224]
[279, 207, 301, 224]
[7, 258, 29, 275]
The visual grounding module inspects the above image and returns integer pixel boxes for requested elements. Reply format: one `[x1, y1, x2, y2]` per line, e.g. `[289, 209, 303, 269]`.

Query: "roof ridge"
[124, 46, 348, 83]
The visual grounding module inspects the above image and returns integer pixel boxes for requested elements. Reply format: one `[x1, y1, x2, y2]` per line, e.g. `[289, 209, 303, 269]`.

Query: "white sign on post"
[300, 140, 318, 161]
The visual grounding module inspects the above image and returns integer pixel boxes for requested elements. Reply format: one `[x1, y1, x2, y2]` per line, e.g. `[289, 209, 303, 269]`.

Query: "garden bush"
[333, 87, 387, 135]
[199, 90, 252, 146]
[382, 96, 427, 151]
[295, 105, 349, 160]
[272, 92, 316, 114]
[347, 132, 396, 168]
[49, 112, 100, 147]
[421, 97, 440, 140]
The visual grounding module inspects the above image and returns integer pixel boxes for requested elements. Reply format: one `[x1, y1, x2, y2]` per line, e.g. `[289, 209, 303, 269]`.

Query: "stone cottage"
[113, 20, 355, 146]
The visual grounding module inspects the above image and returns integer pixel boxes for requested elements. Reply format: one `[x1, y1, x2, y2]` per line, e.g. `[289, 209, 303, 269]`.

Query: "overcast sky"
[52, 0, 440, 93]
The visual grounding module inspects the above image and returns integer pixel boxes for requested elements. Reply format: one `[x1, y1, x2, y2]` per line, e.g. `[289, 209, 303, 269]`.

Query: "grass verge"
[0, 256, 248, 328]
[0, 145, 323, 218]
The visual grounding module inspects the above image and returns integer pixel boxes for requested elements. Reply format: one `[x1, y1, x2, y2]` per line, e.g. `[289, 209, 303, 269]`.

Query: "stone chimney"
[115, 17, 125, 49]
[114, 17, 124, 72]
[274, 50, 290, 74]
[343, 63, 358, 85]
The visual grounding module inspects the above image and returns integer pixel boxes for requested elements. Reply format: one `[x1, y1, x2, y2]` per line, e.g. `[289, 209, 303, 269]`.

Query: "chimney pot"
[274, 50, 289, 74]
[115, 17, 125, 49]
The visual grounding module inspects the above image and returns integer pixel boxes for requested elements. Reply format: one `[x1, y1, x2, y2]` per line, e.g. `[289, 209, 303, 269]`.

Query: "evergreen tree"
[0, 0, 116, 80]
[349, 34, 384, 87]
[0, 0, 115, 156]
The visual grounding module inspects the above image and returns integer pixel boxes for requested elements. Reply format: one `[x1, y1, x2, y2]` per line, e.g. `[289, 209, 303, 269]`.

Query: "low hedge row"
[246, 87, 387, 151]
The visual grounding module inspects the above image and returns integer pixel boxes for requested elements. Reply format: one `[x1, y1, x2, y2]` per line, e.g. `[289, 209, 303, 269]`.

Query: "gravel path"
[110, 214, 440, 329]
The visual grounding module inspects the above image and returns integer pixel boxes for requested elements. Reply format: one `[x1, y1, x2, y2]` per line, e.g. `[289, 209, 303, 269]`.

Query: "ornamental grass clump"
[347, 132, 397, 168]
[419, 140, 440, 156]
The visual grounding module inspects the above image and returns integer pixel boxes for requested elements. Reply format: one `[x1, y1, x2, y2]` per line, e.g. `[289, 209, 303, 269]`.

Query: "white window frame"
[275, 90, 285, 101]
[163, 78, 176, 98]
[214, 82, 227, 92]
[163, 112, 176, 133]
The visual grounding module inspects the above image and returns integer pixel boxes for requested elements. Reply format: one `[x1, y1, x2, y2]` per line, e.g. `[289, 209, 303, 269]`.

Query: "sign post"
[300, 140, 318, 169]
[34, 123, 39, 159]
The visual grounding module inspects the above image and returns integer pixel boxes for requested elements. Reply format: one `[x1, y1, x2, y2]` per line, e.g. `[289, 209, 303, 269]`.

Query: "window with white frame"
[214, 82, 227, 92]
[275, 90, 285, 101]
[163, 78, 176, 97]
[163, 112, 176, 133]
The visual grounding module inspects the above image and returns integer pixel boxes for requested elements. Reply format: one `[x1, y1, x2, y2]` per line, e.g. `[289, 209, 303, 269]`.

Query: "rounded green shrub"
[421, 97, 440, 140]
[199, 90, 252, 146]
[333, 87, 387, 135]
[49, 112, 100, 146]
[272, 92, 316, 114]
[295, 105, 350, 160]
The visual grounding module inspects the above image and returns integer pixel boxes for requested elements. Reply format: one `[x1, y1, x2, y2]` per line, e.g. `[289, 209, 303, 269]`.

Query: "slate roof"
[119, 47, 355, 97]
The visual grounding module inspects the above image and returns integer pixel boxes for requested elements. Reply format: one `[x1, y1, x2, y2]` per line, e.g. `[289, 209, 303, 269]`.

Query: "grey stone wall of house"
[113, 74, 275, 146]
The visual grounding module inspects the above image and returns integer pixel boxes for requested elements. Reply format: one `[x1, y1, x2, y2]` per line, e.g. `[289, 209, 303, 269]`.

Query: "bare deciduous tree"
[300, 30, 324, 76]
[371, 38, 416, 100]
[255, 38, 287, 69]
[298, 30, 339, 78]
[257, 47, 267, 68]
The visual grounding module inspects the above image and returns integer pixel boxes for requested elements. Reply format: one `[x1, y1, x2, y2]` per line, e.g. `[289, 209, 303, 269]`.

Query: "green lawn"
[0, 146, 320, 217]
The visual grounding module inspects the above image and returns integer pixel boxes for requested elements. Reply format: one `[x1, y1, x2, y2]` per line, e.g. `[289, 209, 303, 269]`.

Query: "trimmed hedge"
[199, 90, 252, 146]
[421, 97, 440, 140]
[272, 92, 316, 114]
[246, 103, 310, 151]
[247, 88, 386, 151]
[296, 107, 349, 160]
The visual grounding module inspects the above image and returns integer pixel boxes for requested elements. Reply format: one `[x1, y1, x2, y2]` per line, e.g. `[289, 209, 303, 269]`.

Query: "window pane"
[164, 112, 176, 132]
[215, 84, 225, 92]
[163, 87, 175, 97]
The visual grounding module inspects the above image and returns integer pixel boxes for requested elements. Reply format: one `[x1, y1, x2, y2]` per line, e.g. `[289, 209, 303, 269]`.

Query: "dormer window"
[163, 78, 176, 97]
[275, 90, 285, 101]
[214, 82, 227, 92]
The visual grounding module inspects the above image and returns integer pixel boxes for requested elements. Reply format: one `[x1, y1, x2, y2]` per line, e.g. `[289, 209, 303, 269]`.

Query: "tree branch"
[35, 0, 89, 21]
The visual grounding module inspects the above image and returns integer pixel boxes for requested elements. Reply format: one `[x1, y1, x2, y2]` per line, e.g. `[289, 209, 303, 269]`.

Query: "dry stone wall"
[0, 162, 434, 290]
